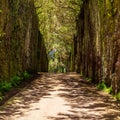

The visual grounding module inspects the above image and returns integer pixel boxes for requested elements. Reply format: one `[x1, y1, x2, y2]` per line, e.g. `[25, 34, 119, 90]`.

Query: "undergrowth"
[114, 92, 120, 101]
[83, 75, 120, 100]
[86, 77, 92, 82]
[96, 81, 120, 101]
[97, 82, 112, 94]
[97, 81, 120, 100]
[0, 71, 30, 101]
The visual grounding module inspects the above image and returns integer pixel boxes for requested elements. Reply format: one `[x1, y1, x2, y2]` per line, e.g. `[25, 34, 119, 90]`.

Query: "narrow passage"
[0, 73, 120, 120]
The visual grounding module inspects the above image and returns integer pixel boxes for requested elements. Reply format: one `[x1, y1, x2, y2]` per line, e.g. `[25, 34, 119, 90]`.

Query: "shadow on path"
[0, 73, 120, 120]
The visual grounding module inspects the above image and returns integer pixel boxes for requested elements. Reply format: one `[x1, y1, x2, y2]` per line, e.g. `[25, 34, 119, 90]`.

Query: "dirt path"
[0, 73, 120, 120]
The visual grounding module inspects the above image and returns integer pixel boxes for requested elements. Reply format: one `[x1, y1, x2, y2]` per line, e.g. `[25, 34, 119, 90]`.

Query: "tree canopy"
[34, 0, 83, 72]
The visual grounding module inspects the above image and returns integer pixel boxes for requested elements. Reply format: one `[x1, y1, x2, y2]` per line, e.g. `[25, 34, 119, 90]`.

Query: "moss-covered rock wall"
[75, 0, 120, 94]
[0, 0, 48, 79]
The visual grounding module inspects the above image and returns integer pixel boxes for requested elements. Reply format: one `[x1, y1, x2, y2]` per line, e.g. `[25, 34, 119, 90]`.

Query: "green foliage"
[114, 92, 120, 101]
[0, 71, 30, 101]
[0, 27, 6, 41]
[86, 77, 92, 82]
[0, 92, 3, 101]
[0, 81, 12, 93]
[49, 59, 66, 73]
[0, 97, 3, 101]
[97, 82, 106, 90]
[22, 71, 30, 79]
[10, 76, 21, 87]
[98, 0, 104, 8]
[97, 82, 112, 94]
[35, 0, 83, 72]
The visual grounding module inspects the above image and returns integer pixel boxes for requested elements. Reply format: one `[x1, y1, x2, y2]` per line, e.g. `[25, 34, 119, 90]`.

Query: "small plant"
[10, 76, 21, 87]
[80, 72, 83, 76]
[0, 81, 12, 93]
[0, 97, 3, 100]
[86, 77, 92, 82]
[0, 71, 31, 101]
[22, 71, 30, 79]
[0, 91, 3, 100]
[104, 86, 112, 94]
[114, 92, 120, 101]
[97, 82, 112, 94]
[97, 82, 107, 90]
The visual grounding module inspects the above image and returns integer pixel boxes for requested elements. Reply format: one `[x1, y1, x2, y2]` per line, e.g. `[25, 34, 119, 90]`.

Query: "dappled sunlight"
[0, 73, 120, 120]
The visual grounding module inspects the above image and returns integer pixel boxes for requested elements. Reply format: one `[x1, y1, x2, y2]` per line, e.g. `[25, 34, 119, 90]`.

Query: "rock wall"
[0, 0, 48, 79]
[74, 0, 120, 94]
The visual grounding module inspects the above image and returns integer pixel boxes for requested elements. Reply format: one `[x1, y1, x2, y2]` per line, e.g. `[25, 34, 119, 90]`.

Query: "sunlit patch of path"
[0, 73, 120, 120]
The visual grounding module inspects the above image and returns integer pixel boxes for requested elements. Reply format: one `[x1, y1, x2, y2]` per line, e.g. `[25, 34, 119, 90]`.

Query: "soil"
[0, 73, 120, 120]
[0, 74, 39, 106]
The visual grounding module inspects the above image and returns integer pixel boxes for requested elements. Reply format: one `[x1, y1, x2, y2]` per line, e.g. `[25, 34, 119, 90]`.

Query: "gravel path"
[0, 73, 120, 120]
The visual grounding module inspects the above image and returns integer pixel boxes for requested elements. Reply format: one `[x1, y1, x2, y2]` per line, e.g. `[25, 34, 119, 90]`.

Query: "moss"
[75, 0, 120, 95]
[0, 0, 48, 80]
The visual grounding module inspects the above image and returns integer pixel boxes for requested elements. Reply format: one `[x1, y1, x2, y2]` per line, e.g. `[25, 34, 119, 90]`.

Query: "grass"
[0, 71, 30, 100]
